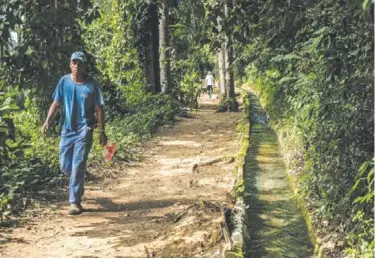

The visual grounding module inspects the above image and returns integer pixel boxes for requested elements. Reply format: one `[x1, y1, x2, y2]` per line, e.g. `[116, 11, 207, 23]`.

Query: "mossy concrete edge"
[223, 90, 251, 258]
[286, 173, 325, 257]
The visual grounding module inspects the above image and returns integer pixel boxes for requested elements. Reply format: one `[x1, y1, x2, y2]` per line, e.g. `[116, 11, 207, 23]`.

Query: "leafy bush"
[179, 71, 202, 111]
[0, 85, 61, 221]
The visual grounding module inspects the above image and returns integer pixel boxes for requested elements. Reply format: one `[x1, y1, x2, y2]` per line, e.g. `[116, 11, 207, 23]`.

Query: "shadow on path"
[244, 93, 313, 258]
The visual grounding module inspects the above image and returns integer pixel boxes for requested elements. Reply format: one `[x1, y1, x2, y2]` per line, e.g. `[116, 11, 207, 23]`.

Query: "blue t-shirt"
[52, 74, 104, 131]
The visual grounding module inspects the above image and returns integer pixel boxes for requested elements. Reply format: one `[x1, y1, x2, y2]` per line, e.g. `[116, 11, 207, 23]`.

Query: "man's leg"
[207, 85, 212, 98]
[69, 126, 93, 211]
[59, 134, 74, 176]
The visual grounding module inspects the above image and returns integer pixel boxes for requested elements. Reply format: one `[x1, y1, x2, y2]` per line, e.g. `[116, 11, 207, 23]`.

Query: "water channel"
[243, 93, 314, 258]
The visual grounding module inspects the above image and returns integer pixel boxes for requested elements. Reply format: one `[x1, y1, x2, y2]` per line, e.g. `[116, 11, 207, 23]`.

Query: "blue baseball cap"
[70, 51, 87, 63]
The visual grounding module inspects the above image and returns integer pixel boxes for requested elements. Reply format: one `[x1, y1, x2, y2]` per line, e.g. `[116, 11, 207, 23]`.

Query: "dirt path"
[244, 93, 313, 257]
[0, 91, 242, 258]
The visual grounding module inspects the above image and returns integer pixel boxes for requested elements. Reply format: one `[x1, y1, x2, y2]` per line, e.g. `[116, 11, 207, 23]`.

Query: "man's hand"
[41, 101, 59, 134]
[99, 131, 107, 146]
[41, 121, 50, 134]
[95, 105, 107, 146]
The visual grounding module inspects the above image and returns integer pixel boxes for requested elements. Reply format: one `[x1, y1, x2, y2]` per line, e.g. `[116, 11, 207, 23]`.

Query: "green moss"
[224, 91, 251, 257]
[225, 245, 244, 258]
[286, 173, 324, 257]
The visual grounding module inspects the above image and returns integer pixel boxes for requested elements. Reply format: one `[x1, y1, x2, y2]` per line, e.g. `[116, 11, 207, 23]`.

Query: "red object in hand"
[104, 143, 116, 161]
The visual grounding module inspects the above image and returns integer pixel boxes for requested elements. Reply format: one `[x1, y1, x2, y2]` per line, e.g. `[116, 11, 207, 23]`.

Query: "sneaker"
[68, 203, 83, 215]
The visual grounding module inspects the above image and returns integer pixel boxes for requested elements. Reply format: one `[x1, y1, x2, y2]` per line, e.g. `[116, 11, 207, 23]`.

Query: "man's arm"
[41, 101, 60, 133]
[95, 105, 107, 146]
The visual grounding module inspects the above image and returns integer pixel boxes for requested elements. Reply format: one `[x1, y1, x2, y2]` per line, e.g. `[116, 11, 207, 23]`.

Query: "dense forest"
[0, 0, 373, 257]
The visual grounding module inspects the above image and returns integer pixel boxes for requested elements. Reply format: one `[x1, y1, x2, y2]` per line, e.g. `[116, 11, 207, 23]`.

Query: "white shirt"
[205, 74, 214, 86]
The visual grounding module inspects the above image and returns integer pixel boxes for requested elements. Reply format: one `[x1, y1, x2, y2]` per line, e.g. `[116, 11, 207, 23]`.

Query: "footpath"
[0, 91, 242, 258]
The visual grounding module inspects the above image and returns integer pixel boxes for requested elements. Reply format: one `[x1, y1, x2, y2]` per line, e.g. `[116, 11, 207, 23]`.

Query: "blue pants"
[59, 125, 93, 205]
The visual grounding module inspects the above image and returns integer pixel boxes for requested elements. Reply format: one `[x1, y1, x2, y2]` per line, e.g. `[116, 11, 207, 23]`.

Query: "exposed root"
[189, 156, 235, 187]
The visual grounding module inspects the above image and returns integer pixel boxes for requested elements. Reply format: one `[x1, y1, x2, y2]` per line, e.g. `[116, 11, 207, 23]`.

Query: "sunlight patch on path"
[158, 140, 202, 147]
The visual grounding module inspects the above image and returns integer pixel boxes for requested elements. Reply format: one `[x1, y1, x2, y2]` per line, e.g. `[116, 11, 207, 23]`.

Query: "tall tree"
[217, 47, 226, 95]
[159, 0, 171, 93]
[131, 1, 161, 94]
[223, 0, 238, 111]
[217, 16, 226, 95]
[211, 0, 238, 111]
[145, 0, 161, 93]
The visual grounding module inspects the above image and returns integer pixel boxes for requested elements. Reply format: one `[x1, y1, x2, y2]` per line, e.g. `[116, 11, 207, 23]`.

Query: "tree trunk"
[224, 43, 235, 101]
[145, 1, 161, 94]
[218, 47, 226, 96]
[217, 15, 226, 96]
[159, 1, 171, 93]
[223, 1, 238, 111]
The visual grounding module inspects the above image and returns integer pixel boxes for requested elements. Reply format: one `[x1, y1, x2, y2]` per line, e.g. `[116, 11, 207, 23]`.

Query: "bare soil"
[0, 91, 242, 258]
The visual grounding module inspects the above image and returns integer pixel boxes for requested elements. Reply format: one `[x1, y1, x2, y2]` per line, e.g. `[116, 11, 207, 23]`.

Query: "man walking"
[205, 71, 215, 98]
[42, 51, 107, 215]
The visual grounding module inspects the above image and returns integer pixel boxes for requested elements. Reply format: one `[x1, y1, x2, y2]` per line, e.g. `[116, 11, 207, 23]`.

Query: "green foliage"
[80, 0, 145, 119]
[0, 83, 60, 220]
[1, 0, 97, 113]
[179, 71, 201, 111]
[233, 93, 251, 197]
[0, 85, 21, 159]
[170, 0, 215, 97]
[345, 160, 374, 257]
